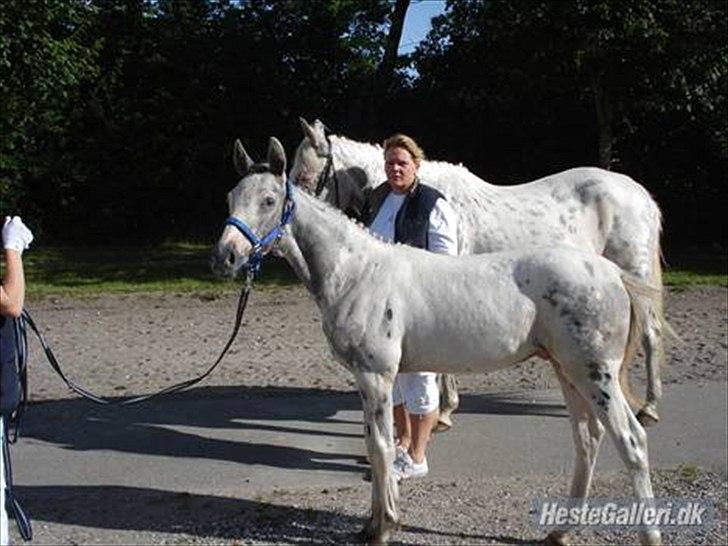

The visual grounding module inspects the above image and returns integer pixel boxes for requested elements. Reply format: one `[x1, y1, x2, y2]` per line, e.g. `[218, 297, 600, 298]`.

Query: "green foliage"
[0, 0, 100, 212]
[0, 0, 724, 249]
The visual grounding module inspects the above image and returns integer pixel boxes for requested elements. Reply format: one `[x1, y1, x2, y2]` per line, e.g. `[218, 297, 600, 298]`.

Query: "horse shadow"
[14, 483, 540, 544]
[14, 386, 561, 543]
[22, 386, 565, 471]
[22, 385, 368, 473]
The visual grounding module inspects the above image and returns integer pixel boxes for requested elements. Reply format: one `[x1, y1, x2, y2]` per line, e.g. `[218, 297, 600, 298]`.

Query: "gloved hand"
[2, 216, 34, 255]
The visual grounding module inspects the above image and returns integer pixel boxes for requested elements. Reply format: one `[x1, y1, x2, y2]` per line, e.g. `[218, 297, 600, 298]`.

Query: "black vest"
[363, 180, 445, 249]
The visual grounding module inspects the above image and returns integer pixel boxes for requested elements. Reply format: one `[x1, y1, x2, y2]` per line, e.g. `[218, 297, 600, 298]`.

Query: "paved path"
[13, 381, 726, 501]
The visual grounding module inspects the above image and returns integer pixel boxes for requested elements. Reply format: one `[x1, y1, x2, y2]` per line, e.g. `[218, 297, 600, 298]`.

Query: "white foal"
[212, 137, 663, 545]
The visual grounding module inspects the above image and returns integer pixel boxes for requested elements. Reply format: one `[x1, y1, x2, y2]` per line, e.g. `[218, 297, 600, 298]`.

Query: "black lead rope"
[2, 415, 32, 540]
[21, 273, 253, 406]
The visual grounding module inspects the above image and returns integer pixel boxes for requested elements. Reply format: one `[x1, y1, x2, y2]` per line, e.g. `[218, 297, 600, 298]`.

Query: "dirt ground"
[12, 284, 728, 544]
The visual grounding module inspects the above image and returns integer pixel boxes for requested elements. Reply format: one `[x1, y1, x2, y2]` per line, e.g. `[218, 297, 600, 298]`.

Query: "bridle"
[224, 175, 296, 276]
[312, 134, 342, 210]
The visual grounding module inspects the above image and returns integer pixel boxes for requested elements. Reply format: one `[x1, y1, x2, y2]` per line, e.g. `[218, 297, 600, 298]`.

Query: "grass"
[6, 244, 726, 296]
[19, 243, 299, 297]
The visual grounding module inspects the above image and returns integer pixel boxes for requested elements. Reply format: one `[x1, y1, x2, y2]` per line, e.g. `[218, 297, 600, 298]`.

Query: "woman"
[1, 215, 34, 545]
[363, 135, 458, 481]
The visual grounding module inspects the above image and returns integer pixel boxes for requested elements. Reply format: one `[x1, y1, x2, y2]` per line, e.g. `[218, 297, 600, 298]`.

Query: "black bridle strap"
[314, 136, 342, 210]
[21, 278, 252, 406]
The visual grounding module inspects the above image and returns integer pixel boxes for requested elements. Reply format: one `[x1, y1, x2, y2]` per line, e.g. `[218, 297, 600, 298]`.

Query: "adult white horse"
[212, 137, 663, 546]
[289, 118, 669, 425]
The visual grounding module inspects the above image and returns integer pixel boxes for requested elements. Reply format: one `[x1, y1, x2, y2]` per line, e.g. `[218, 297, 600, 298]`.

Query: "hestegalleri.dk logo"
[532, 498, 714, 529]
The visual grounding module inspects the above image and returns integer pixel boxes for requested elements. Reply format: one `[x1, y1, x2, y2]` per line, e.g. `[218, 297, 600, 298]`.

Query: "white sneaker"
[394, 451, 428, 481]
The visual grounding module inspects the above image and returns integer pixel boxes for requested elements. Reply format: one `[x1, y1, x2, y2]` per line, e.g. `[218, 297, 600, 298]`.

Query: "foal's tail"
[618, 271, 665, 415]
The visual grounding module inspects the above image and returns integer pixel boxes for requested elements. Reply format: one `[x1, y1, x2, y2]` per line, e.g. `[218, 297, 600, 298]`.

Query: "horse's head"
[289, 117, 331, 195]
[211, 137, 291, 277]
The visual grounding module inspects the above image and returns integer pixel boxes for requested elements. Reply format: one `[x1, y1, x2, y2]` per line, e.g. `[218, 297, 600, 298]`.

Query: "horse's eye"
[263, 196, 276, 207]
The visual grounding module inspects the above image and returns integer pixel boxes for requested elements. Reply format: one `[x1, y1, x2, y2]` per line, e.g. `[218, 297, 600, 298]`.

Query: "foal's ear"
[267, 137, 287, 178]
[233, 139, 255, 177]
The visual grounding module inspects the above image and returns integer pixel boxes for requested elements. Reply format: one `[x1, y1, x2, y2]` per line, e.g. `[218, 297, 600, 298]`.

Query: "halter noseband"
[224, 177, 296, 276]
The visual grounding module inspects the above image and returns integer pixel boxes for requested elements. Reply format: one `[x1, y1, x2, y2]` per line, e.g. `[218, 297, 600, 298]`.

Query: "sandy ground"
[23, 285, 727, 402]
[9, 284, 728, 544]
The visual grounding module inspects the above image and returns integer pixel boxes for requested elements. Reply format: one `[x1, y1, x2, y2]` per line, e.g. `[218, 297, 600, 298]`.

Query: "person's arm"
[427, 198, 458, 256]
[0, 250, 25, 317]
[1, 216, 33, 317]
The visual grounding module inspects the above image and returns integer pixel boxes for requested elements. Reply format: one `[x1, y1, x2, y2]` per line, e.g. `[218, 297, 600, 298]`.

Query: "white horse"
[212, 137, 663, 546]
[288, 118, 669, 425]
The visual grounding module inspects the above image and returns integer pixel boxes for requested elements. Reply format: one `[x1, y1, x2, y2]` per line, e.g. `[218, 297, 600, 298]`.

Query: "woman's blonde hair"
[383, 134, 425, 167]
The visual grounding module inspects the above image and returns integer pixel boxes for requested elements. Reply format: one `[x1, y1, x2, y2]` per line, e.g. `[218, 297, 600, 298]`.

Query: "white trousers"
[392, 372, 439, 415]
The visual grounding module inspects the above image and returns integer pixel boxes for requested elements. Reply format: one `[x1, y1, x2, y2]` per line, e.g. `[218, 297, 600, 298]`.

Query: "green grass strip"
[7, 244, 726, 296]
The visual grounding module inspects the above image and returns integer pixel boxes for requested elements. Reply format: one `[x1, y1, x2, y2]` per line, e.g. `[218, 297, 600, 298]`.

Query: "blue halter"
[224, 177, 296, 276]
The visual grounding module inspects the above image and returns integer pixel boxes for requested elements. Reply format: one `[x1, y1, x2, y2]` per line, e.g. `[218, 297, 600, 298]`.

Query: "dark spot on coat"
[542, 287, 559, 306]
[604, 372, 612, 380]
[629, 436, 637, 449]
[600, 389, 611, 400]
[590, 371, 602, 381]
[584, 261, 595, 276]
[385, 308, 393, 320]
[387, 331, 392, 338]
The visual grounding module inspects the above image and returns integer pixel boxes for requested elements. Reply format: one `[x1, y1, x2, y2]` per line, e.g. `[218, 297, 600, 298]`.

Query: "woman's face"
[384, 146, 418, 194]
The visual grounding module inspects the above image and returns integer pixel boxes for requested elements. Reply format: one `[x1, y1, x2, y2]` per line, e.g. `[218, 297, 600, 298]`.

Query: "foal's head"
[211, 137, 289, 277]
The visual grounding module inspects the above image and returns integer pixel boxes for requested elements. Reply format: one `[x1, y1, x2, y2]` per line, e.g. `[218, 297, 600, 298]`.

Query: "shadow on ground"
[13, 386, 562, 543]
[15, 483, 539, 544]
[22, 386, 565, 469]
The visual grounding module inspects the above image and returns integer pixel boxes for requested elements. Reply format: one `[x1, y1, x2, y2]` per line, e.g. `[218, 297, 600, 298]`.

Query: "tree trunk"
[367, 0, 410, 132]
[377, 0, 410, 94]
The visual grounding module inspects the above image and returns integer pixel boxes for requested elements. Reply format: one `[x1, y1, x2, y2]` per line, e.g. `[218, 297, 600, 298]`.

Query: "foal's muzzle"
[210, 238, 250, 278]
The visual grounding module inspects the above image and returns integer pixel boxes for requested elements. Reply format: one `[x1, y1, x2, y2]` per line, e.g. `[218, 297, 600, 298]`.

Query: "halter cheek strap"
[224, 178, 296, 276]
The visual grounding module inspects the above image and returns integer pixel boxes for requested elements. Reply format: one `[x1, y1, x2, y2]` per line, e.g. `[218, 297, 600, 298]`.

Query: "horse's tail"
[635, 205, 680, 423]
[618, 271, 664, 415]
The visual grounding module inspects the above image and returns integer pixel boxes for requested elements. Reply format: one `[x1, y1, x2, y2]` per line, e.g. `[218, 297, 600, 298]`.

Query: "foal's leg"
[545, 364, 605, 546]
[356, 370, 399, 544]
[570, 364, 662, 546]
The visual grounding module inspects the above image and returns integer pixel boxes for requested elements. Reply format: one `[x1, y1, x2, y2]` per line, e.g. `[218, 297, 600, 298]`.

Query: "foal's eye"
[263, 196, 276, 207]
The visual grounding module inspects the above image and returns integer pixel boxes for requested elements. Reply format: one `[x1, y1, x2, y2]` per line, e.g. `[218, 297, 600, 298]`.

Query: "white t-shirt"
[369, 191, 458, 256]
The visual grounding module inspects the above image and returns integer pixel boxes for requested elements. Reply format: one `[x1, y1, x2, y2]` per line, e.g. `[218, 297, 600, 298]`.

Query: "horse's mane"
[331, 134, 481, 183]
[296, 185, 392, 246]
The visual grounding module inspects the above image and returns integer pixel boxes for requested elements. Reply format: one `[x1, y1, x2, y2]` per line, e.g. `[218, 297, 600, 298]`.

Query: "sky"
[398, 0, 447, 55]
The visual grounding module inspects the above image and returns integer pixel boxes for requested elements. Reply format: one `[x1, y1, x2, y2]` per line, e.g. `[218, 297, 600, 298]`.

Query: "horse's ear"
[267, 137, 287, 177]
[233, 139, 255, 177]
[300, 117, 319, 145]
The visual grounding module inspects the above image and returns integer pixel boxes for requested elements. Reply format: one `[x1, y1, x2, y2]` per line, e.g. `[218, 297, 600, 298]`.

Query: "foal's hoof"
[636, 406, 660, 427]
[544, 530, 570, 546]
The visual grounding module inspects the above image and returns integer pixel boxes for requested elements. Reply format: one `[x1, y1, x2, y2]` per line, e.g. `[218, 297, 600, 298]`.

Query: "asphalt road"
[12, 381, 726, 501]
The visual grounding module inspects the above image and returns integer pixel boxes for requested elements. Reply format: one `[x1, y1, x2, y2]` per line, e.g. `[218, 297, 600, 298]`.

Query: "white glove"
[2, 216, 34, 255]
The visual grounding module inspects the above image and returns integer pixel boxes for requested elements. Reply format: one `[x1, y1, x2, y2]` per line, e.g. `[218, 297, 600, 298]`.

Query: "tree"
[0, 0, 99, 214]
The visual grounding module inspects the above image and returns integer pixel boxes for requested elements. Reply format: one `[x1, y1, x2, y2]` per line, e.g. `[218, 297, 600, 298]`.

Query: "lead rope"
[20, 270, 254, 406]
[2, 415, 32, 541]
